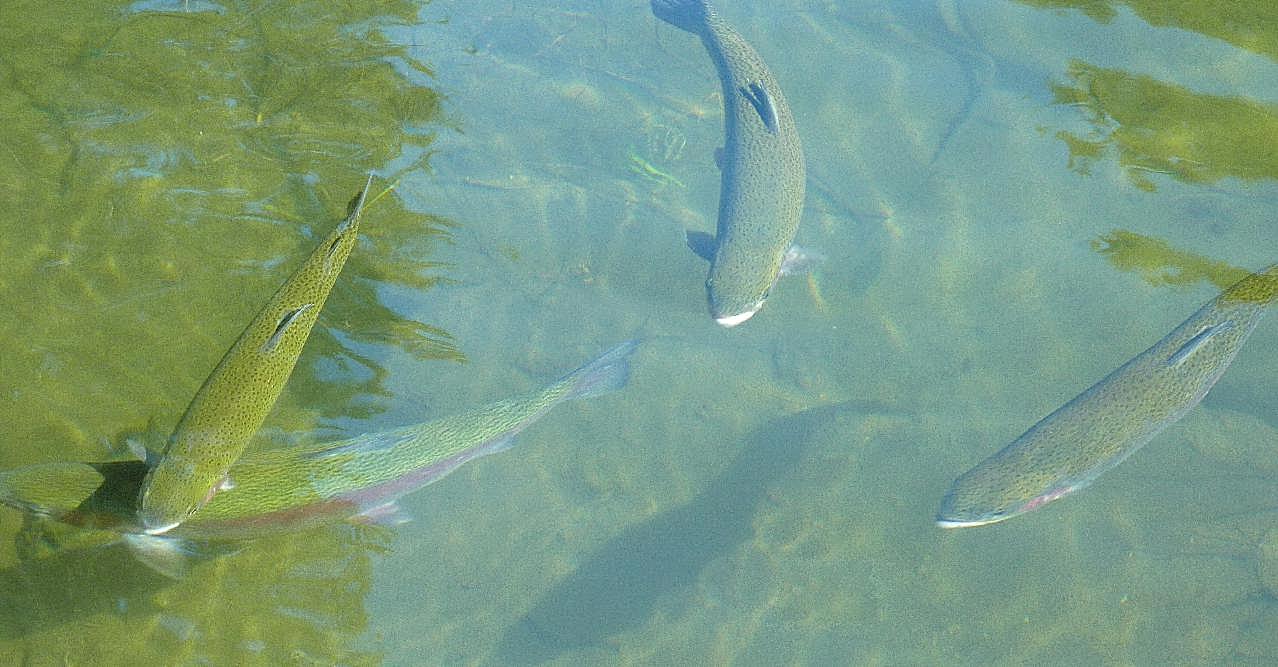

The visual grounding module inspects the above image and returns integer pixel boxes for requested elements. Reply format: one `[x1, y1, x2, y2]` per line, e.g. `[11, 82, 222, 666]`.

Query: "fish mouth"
[935, 512, 1010, 529]
[936, 517, 996, 529]
[714, 310, 757, 327]
[140, 516, 182, 536]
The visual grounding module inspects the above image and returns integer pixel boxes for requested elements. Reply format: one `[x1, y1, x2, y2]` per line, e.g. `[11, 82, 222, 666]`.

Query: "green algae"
[0, 0, 453, 662]
[0, 0, 460, 470]
[1020, 0, 1278, 62]
[1092, 230, 1278, 305]
[1091, 230, 1251, 290]
[1051, 62, 1278, 191]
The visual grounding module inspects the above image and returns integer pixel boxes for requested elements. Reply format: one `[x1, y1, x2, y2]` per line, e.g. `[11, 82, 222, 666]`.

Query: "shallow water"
[4, 0, 1278, 664]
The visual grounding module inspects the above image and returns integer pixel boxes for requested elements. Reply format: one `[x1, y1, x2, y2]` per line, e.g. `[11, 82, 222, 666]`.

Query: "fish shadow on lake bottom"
[494, 401, 876, 664]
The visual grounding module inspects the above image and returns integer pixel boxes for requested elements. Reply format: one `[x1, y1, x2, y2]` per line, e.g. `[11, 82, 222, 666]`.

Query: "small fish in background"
[652, 0, 806, 327]
[937, 264, 1278, 528]
[137, 176, 375, 535]
[2, 340, 638, 575]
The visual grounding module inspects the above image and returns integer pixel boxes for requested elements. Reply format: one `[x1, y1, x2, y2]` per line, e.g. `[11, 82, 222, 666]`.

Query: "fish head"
[138, 460, 227, 535]
[705, 247, 780, 327]
[936, 457, 1072, 528]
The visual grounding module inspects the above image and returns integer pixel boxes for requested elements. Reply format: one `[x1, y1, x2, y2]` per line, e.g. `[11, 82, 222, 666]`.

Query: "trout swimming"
[5, 340, 637, 551]
[138, 176, 374, 535]
[652, 0, 806, 327]
[937, 264, 1278, 528]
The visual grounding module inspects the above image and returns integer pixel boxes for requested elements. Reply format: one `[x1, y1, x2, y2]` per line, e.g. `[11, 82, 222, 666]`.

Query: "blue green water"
[4, 0, 1278, 664]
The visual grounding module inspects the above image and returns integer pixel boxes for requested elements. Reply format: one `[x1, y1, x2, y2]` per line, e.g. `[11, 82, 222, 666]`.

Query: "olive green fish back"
[1220, 262, 1278, 306]
[138, 178, 373, 532]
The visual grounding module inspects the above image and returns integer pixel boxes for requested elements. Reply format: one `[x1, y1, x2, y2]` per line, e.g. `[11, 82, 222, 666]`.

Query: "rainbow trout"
[9, 340, 636, 549]
[938, 265, 1278, 528]
[138, 177, 373, 535]
[653, 0, 805, 327]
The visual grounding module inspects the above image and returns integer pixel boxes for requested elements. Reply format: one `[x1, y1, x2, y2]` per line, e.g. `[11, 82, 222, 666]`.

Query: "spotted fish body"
[937, 265, 1278, 528]
[19, 340, 637, 542]
[138, 177, 374, 535]
[652, 0, 805, 327]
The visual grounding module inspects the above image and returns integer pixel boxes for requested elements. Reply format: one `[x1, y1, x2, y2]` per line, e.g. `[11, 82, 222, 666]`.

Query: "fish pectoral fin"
[779, 244, 825, 277]
[479, 434, 518, 456]
[125, 534, 241, 579]
[124, 534, 197, 579]
[739, 81, 780, 134]
[685, 230, 717, 263]
[1166, 320, 1235, 367]
[126, 438, 153, 465]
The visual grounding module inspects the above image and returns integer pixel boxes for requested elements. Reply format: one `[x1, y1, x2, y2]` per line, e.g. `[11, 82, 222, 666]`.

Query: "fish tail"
[559, 339, 639, 401]
[0, 463, 104, 515]
[651, 0, 713, 33]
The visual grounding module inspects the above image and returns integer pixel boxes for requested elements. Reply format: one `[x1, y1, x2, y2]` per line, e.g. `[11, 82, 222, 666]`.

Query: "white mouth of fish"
[715, 310, 758, 327]
[141, 520, 182, 536]
[935, 516, 1002, 529]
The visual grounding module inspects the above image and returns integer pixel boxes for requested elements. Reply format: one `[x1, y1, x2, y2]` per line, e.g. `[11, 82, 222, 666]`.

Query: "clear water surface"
[3, 0, 1278, 664]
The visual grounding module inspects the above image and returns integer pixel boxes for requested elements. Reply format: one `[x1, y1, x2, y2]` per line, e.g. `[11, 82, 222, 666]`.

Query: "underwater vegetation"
[0, 0, 455, 663]
[1092, 230, 1251, 291]
[1020, 0, 1278, 62]
[1050, 62, 1278, 191]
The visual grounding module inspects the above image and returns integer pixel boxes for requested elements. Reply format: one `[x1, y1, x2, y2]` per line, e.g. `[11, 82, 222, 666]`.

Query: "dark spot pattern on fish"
[261, 304, 315, 354]
[740, 81, 779, 134]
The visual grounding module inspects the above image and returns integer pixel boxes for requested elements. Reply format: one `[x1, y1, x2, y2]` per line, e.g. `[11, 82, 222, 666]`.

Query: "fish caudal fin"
[651, 0, 712, 33]
[0, 463, 105, 516]
[560, 340, 639, 402]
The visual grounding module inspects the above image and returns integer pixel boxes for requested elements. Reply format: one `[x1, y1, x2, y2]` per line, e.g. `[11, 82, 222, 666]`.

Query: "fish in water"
[652, 0, 806, 327]
[937, 264, 1278, 528]
[138, 176, 374, 535]
[0, 463, 104, 516]
[4, 340, 636, 573]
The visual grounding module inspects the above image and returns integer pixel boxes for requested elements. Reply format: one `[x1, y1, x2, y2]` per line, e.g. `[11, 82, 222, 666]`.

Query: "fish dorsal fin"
[112, 419, 167, 466]
[1166, 320, 1235, 367]
[740, 81, 779, 134]
[685, 230, 717, 263]
[260, 303, 315, 354]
